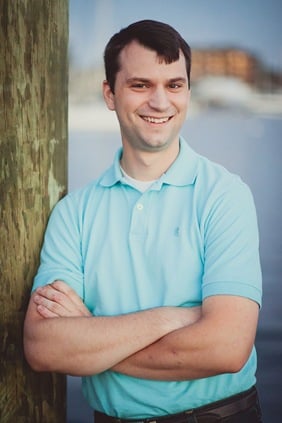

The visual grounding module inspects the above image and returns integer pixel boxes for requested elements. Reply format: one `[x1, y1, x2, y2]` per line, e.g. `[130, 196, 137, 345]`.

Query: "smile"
[141, 116, 171, 124]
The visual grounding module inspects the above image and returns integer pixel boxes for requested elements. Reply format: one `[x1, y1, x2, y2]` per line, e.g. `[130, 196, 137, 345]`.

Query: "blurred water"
[67, 109, 282, 423]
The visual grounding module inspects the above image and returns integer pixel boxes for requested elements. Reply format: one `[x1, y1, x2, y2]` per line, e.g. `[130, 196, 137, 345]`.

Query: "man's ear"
[103, 80, 115, 111]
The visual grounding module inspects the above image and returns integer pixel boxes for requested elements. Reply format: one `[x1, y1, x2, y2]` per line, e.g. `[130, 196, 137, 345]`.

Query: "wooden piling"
[0, 1, 68, 421]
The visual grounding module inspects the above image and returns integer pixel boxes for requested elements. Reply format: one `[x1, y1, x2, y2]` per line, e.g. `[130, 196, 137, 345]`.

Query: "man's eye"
[131, 83, 149, 89]
[169, 83, 181, 89]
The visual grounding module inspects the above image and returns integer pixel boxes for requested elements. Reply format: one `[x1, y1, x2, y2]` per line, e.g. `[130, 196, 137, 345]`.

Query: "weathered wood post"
[0, 1, 68, 421]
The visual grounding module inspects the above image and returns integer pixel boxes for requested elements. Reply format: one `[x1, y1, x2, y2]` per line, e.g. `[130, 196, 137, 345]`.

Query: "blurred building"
[191, 48, 258, 85]
[191, 48, 282, 92]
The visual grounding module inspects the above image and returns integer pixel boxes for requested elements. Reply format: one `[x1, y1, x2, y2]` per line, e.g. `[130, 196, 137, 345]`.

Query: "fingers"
[36, 303, 60, 319]
[34, 281, 92, 318]
[51, 280, 85, 308]
[34, 290, 72, 317]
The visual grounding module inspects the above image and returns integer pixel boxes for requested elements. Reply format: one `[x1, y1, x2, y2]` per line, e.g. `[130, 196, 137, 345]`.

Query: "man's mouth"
[141, 116, 171, 124]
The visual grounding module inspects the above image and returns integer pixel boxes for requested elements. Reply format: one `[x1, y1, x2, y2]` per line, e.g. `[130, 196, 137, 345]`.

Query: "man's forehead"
[118, 41, 186, 75]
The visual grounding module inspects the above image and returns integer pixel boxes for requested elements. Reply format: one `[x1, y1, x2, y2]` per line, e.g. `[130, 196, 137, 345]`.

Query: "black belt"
[94, 386, 259, 423]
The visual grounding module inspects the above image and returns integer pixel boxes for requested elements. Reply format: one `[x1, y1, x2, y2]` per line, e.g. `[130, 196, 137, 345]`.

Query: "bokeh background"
[67, 1, 282, 422]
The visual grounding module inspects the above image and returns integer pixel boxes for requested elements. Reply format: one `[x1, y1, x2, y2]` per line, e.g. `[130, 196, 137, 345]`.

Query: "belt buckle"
[184, 409, 196, 422]
[184, 409, 193, 415]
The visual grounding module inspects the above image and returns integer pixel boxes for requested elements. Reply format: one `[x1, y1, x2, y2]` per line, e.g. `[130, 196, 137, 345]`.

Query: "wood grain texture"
[0, 1, 68, 421]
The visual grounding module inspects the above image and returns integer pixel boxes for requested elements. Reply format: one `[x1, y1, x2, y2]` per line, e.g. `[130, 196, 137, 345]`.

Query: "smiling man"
[24, 20, 263, 422]
[103, 39, 189, 161]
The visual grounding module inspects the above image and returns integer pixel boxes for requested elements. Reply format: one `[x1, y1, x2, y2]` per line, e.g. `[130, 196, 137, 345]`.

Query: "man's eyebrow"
[126, 77, 187, 84]
[126, 77, 151, 84]
[168, 77, 187, 83]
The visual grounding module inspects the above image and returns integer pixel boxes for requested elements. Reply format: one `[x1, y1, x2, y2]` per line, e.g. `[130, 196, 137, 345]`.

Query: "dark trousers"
[94, 386, 263, 423]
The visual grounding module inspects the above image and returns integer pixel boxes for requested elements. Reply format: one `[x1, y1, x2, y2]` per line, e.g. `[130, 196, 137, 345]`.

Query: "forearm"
[112, 319, 222, 380]
[112, 297, 259, 381]
[24, 304, 193, 376]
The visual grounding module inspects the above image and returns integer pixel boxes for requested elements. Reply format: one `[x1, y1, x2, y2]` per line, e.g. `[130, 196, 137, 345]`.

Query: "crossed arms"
[23, 280, 259, 380]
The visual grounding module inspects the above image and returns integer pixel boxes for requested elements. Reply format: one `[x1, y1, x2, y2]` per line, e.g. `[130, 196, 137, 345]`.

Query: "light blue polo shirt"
[33, 138, 262, 418]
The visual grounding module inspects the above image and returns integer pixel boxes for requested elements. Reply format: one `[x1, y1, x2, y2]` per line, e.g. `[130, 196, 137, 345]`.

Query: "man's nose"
[148, 87, 170, 110]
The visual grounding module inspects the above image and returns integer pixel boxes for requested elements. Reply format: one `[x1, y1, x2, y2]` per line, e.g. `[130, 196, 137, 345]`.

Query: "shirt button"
[136, 203, 144, 211]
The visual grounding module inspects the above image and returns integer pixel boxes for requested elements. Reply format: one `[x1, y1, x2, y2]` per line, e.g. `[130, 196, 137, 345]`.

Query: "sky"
[69, 0, 282, 71]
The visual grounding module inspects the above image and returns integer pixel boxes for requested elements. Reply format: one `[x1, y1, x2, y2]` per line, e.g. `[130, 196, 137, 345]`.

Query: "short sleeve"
[32, 195, 84, 298]
[202, 179, 262, 306]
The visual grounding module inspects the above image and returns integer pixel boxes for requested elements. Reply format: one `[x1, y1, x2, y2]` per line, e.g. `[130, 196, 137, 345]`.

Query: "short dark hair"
[104, 19, 191, 93]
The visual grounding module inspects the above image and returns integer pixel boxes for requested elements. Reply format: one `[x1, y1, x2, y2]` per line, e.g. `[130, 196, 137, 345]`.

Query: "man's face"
[103, 40, 190, 154]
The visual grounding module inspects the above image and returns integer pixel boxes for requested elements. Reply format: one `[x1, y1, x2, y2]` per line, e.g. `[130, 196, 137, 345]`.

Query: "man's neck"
[120, 141, 180, 181]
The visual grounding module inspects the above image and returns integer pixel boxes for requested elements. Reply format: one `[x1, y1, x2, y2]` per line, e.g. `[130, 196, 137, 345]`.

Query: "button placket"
[129, 196, 148, 239]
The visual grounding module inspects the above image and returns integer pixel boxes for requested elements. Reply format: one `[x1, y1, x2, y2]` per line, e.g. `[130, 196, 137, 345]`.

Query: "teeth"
[143, 116, 170, 123]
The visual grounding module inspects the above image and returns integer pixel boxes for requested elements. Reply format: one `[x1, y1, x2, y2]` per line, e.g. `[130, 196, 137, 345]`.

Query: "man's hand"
[33, 280, 92, 318]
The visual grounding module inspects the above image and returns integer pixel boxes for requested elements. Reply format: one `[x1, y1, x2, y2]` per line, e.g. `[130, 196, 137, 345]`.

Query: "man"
[24, 20, 263, 422]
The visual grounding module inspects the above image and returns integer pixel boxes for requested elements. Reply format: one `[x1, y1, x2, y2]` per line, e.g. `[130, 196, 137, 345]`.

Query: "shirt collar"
[99, 148, 123, 187]
[100, 137, 198, 188]
[161, 137, 197, 187]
